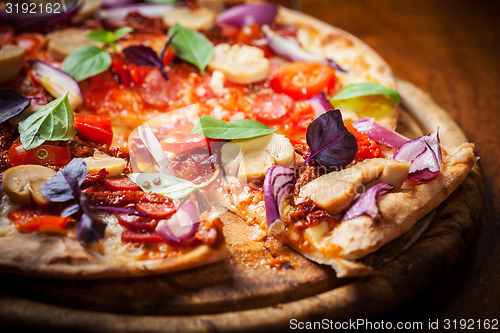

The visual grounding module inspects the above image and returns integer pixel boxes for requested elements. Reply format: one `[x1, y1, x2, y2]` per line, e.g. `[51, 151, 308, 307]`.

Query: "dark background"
[272, 0, 500, 326]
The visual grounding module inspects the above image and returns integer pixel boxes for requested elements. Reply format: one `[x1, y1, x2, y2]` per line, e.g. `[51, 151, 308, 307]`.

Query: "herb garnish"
[331, 82, 400, 103]
[191, 116, 277, 140]
[61, 27, 133, 82]
[87, 26, 133, 52]
[0, 89, 31, 123]
[305, 109, 357, 171]
[18, 91, 76, 150]
[40, 158, 106, 246]
[168, 23, 214, 72]
[128, 165, 220, 200]
[122, 31, 176, 82]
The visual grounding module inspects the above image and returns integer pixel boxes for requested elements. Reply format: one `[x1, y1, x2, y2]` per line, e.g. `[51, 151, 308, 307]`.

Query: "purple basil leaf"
[76, 213, 106, 246]
[343, 183, 394, 221]
[160, 30, 177, 62]
[0, 89, 31, 123]
[305, 109, 357, 171]
[62, 204, 80, 217]
[122, 45, 168, 81]
[41, 158, 88, 202]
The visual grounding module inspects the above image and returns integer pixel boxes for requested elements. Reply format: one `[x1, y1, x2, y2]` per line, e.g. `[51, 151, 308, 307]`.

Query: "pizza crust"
[0, 228, 228, 279]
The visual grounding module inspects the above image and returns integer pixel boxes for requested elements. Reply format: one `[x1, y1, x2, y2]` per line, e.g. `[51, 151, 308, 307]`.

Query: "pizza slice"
[195, 106, 476, 278]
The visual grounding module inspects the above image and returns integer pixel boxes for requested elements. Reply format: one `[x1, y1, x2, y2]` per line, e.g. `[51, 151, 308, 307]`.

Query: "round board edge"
[0, 79, 484, 332]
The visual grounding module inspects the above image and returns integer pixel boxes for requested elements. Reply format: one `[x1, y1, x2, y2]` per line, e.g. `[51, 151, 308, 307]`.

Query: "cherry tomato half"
[270, 62, 338, 100]
[8, 139, 72, 167]
[74, 113, 113, 146]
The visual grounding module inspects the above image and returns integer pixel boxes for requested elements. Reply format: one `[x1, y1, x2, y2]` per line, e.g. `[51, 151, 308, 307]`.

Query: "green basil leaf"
[19, 91, 76, 150]
[168, 23, 214, 72]
[331, 82, 400, 104]
[113, 26, 133, 40]
[87, 30, 115, 44]
[61, 46, 111, 82]
[191, 116, 277, 140]
[127, 165, 219, 199]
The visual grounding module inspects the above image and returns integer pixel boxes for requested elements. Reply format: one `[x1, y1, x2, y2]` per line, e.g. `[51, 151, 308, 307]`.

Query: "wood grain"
[291, 0, 499, 324]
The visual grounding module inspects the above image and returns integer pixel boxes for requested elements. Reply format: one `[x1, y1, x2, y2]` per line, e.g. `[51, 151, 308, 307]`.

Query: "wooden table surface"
[272, 0, 500, 326]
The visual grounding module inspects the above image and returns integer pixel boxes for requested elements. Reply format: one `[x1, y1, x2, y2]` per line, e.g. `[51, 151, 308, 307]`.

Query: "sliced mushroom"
[0, 45, 25, 83]
[299, 158, 410, 214]
[3, 165, 56, 207]
[163, 7, 216, 31]
[221, 133, 295, 181]
[47, 28, 100, 61]
[83, 153, 126, 177]
[208, 43, 270, 85]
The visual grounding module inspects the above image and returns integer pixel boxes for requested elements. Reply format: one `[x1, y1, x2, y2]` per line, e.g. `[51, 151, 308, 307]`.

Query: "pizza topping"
[61, 45, 112, 82]
[224, 133, 295, 181]
[87, 26, 134, 52]
[208, 43, 269, 84]
[117, 213, 158, 232]
[216, 2, 278, 28]
[168, 23, 214, 72]
[8, 206, 72, 234]
[40, 158, 106, 245]
[191, 116, 276, 140]
[262, 26, 346, 73]
[305, 109, 357, 171]
[136, 202, 176, 219]
[333, 82, 400, 103]
[82, 153, 126, 177]
[163, 7, 216, 31]
[97, 3, 172, 22]
[307, 91, 333, 118]
[74, 114, 114, 146]
[8, 139, 72, 167]
[263, 165, 295, 234]
[156, 199, 199, 243]
[29, 60, 83, 109]
[299, 158, 410, 215]
[3, 165, 56, 207]
[46, 28, 101, 62]
[270, 62, 338, 100]
[122, 32, 172, 81]
[344, 122, 382, 162]
[351, 117, 409, 148]
[252, 93, 294, 125]
[342, 183, 394, 221]
[330, 83, 400, 129]
[394, 130, 442, 181]
[18, 91, 77, 150]
[0, 45, 25, 83]
[0, 89, 31, 123]
[128, 164, 219, 199]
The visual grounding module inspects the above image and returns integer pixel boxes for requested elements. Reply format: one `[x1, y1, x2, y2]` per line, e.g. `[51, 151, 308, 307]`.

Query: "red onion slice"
[342, 183, 394, 221]
[103, 0, 138, 8]
[97, 3, 173, 21]
[352, 118, 410, 148]
[307, 92, 334, 118]
[264, 166, 295, 233]
[216, 3, 277, 28]
[28, 60, 83, 109]
[156, 200, 199, 243]
[263, 26, 346, 72]
[394, 131, 442, 181]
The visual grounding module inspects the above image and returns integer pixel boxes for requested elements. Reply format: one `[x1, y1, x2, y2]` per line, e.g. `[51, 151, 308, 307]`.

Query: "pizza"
[0, 1, 475, 279]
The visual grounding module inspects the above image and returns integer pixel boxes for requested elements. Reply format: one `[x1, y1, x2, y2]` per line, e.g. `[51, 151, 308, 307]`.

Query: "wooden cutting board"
[0, 79, 483, 332]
